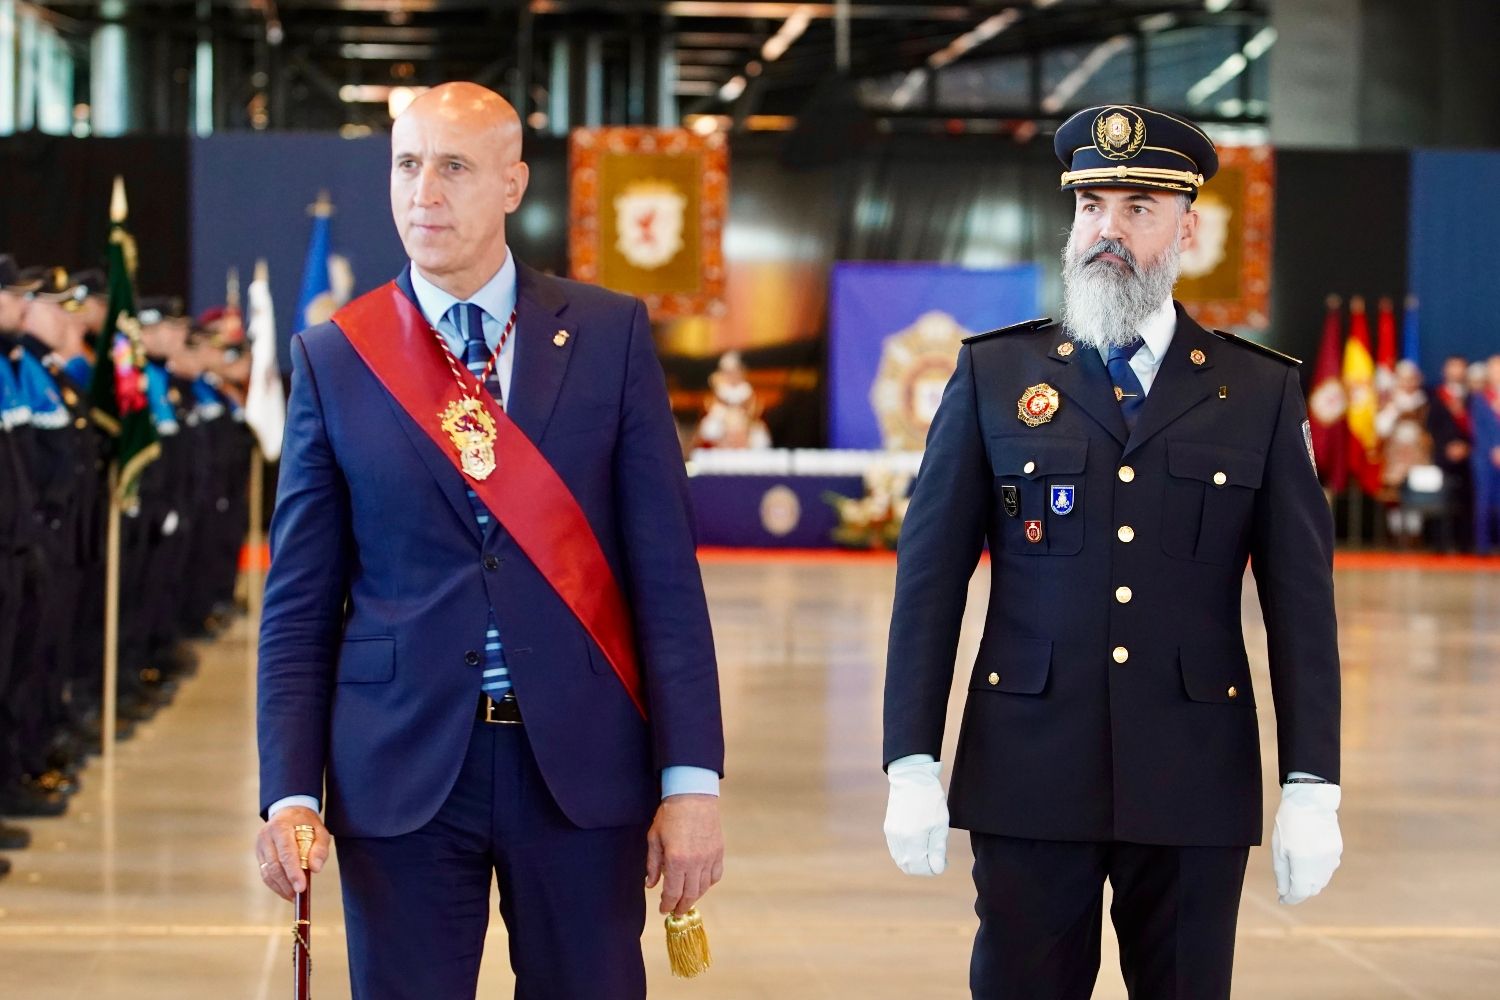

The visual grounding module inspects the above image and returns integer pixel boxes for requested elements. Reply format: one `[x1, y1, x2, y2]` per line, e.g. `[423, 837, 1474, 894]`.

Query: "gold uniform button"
[1115, 586, 1133, 604]
[1227, 685, 1239, 699]
[1023, 461, 1036, 475]
[987, 672, 1000, 686]
[1213, 471, 1227, 486]
[1112, 646, 1129, 664]
[1118, 466, 1135, 483]
[1117, 525, 1135, 543]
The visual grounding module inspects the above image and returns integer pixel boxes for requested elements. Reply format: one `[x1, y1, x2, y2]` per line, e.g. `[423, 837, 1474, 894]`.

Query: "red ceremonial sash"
[332, 282, 645, 718]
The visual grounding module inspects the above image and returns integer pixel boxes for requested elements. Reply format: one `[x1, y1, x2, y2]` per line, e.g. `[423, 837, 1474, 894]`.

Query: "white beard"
[1060, 236, 1182, 351]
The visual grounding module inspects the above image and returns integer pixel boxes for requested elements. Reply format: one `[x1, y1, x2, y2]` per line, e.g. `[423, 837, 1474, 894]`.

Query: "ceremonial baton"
[293, 824, 315, 999]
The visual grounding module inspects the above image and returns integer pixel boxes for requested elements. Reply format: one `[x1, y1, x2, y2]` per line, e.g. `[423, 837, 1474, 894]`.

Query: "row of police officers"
[0, 254, 254, 880]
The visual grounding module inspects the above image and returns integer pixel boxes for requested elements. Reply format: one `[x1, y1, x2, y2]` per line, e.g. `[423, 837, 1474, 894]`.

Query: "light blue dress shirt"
[268, 252, 717, 820]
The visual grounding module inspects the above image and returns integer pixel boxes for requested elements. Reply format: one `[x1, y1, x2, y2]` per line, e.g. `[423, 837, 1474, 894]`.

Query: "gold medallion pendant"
[1017, 383, 1061, 427]
[440, 397, 498, 481]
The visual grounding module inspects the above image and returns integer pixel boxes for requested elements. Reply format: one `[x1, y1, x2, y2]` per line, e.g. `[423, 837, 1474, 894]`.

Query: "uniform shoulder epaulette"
[1209, 329, 1301, 366]
[962, 317, 1055, 345]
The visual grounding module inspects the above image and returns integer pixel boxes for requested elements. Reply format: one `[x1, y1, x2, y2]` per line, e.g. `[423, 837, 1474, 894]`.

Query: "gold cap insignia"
[1093, 107, 1146, 161]
[1018, 383, 1061, 427]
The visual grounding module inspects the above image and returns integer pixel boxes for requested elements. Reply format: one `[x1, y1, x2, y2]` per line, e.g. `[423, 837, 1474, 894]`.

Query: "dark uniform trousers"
[885, 306, 1340, 1000]
[970, 835, 1248, 1000]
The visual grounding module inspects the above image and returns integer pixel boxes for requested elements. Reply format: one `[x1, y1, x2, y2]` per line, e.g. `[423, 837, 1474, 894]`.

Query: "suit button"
[1117, 525, 1135, 543]
[987, 672, 999, 686]
[1227, 685, 1239, 699]
[464, 650, 480, 666]
[1213, 471, 1227, 486]
[483, 555, 499, 571]
[1023, 461, 1036, 475]
[1115, 586, 1132, 604]
[1112, 646, 1129, 664]
[1118, 466, 1135, 483]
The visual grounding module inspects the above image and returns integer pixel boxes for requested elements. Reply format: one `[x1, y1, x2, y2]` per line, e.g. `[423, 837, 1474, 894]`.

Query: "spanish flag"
[1342, 295, 1382, 495]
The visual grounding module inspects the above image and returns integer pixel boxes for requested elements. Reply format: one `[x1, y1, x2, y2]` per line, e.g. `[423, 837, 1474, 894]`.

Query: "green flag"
[88, 176, 160, 503]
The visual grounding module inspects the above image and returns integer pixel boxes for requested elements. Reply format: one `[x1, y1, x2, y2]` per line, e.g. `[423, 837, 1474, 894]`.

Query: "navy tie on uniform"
[450, 302, 511, 700]
[1106, 338, 1147, 434]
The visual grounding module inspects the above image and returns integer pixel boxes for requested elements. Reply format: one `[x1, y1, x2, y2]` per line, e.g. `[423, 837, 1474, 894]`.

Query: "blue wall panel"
[1408, 151, 1500, 376]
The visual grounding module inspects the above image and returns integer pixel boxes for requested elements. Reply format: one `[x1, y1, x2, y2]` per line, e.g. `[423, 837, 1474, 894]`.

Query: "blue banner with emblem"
[828, 262, 1040, 451]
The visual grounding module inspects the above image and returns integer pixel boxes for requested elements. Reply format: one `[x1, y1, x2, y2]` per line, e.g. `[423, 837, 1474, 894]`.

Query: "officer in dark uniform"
[0, 256, 43, 872]
[882, 106, 1343, 1000]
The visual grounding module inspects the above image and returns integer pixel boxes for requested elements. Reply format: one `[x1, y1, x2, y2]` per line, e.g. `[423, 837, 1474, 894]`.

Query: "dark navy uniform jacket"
[884, 304, 1340, 848]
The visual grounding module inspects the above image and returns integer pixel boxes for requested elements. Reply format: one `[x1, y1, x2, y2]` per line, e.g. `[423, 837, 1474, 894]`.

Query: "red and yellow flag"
[1342, 296, 1382, 495]
[1307, 294, 1348, 491]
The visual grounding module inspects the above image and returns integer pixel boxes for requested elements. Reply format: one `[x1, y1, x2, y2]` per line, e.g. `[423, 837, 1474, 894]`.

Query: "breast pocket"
[987, 435, 1088, 555]
[1161, 441, 1265, 565]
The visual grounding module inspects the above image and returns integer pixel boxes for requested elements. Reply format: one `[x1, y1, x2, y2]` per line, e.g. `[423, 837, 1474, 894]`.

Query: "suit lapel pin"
[1190, 348, 1206, 365]
[1057, 342, 1074, 357]
[1218, 385, 1229, 399]
[553, 329, 570, 347]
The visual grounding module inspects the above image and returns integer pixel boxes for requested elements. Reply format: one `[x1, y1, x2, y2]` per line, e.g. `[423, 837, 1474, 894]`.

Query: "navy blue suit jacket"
[884, 306, 1340, 847]
[258, 264, 724, 838]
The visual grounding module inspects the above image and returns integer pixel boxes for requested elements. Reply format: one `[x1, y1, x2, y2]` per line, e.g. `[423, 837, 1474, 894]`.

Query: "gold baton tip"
[293, 825, 316, 869]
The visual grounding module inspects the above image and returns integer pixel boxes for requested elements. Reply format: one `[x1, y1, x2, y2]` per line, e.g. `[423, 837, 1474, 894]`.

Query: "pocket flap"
[988, 435, 1089, 480]
[970, 635, 1053, 694]
[1166, 441, 1265, 489]
[1178, 643, 1254, 705]
[337, 636, 395, 684]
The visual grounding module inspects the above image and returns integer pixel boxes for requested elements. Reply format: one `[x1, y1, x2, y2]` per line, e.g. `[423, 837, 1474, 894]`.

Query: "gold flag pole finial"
[664, 908, 712, 978]
[309, 189, 335, 218]
[254, 258, 269, 284]
[110, 175, 128, 223]
[227, 267, 241, 310]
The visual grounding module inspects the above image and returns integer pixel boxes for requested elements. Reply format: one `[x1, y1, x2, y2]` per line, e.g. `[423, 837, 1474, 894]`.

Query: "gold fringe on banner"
[664, 908, 712, 978]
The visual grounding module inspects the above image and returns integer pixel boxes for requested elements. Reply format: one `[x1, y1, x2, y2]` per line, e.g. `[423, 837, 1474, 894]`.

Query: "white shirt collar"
[1135, 298, 1177, 365]
[408, 249, 518, 334]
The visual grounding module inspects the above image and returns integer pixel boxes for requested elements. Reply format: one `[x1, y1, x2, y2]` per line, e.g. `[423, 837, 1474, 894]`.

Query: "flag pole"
[102, 468, 122, 764]
[248, 444, 265, 622]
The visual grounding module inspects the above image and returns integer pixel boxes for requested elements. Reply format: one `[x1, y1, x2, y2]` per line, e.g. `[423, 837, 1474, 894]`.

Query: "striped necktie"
[1106, 338, 1147, 435]
[450, 302, 510, 700]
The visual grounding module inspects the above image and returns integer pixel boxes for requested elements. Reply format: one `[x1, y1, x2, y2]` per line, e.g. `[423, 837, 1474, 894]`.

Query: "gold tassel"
[664, 908, 712, 978]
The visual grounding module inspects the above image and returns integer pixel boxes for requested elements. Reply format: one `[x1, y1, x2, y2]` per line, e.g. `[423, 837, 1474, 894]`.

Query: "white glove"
[1271, 782, 1343, 905]
[884, 757, 949, 876]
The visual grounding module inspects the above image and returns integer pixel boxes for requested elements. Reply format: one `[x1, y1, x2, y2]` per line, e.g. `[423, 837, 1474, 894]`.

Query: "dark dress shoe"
[0, 783, 67, 818]
[0, 821, 31, 850]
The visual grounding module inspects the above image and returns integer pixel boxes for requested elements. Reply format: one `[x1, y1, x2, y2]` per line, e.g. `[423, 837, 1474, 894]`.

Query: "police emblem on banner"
[1050, 485, 1075, 516]
[869, 310, 972, 450]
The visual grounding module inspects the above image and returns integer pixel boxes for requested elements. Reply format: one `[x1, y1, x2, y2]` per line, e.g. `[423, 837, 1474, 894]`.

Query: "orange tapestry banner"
[569, 127, 728, 320]
[1174, 145, 1273, 331]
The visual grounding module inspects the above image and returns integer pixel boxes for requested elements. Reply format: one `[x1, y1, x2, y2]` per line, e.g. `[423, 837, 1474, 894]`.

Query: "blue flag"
[1401, 294, 1420, 366]
[296, 194, 336, 331]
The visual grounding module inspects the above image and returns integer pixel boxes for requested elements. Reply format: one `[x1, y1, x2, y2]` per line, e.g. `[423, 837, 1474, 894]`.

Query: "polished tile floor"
[1, 555, 1497, 998]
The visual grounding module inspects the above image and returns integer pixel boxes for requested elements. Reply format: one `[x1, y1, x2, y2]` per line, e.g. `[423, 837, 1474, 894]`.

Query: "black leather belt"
[477, 692, 523, 725]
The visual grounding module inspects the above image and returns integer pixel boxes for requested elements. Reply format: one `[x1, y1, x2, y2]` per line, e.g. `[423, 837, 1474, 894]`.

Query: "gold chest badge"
[439, 397, 498, 481]
[1018, 383, 1060, 427]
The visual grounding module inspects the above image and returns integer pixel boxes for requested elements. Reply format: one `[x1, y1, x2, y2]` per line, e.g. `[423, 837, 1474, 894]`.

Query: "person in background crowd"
[1471, 356, 1500, 555]
[1378, 360, 1432, 542]
[1427, 355, 1473, 551]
